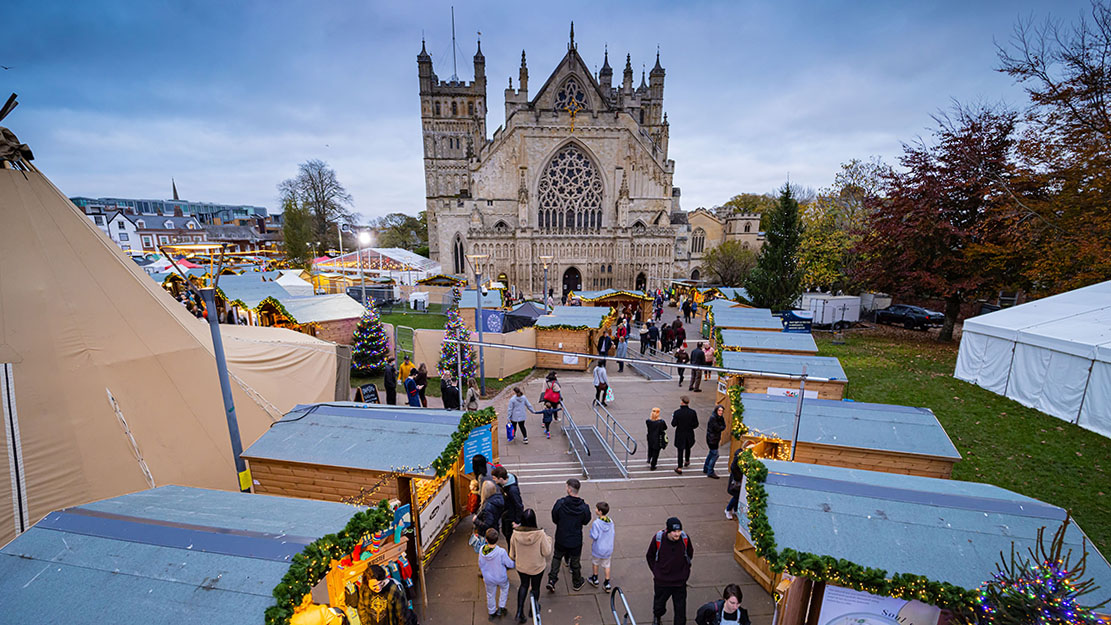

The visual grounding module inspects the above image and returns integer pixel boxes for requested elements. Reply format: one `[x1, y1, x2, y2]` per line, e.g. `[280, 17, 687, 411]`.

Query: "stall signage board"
[782, 312, 813, 334]
[819, 584, 941, 625]
[418, 480, 454, 552]
[358, 383, 380, 404]
[767, 386, 818, 400]
[463, 426, 494, 474]
[562, 354, 580, 365]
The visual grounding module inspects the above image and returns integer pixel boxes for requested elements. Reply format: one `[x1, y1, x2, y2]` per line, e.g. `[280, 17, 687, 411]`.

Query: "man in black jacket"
[382, 356, 397, 405]
[493, 466, 524, 544]
[646, 516, 694, 625]
[689, 342, 706, 392]
[671, 397, 699, 474]
[597, 330, 614, 366]
[546, 478, 592, 593]
[703, 406, 726, 479]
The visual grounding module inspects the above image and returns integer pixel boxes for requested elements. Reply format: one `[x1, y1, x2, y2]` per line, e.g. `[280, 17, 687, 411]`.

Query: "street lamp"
[539, 255, 554, 314]
[358, 231, 371, 307]
[465, 253, 489, 395]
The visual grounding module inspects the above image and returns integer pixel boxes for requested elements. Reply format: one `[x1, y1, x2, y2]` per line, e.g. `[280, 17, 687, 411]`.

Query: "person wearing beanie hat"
[646, 516, 694, 625]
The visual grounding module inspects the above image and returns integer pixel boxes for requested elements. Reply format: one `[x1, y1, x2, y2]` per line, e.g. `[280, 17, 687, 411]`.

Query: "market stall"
[718, 329, 818, 356]
[732, 458, 1111, 623]
[458, 288, 505, 332]
[534, 305, 615, 371]
[731, 393, 961, 477]
[717, 350, 847, 408]
[568, 288, 652, 322]
[242, 403, 499, 586]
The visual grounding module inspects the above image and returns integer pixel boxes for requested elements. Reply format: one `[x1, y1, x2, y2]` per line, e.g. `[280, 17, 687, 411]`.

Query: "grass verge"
[351, 368, 534, 400]
[816, 330, 1110, 555]
[380, 311, 447, 330]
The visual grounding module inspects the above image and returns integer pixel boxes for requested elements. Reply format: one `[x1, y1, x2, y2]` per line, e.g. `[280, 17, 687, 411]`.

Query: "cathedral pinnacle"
[418, 37, 430, 60]
[569, 21, 575, 49]
[601, 44, 611, 70]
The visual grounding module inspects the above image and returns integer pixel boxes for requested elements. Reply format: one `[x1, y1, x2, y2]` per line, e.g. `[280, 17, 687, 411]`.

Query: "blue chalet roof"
[282, 294, 366, 323]
[216, 274, 291, 308]
[242, 402, 465, 477]
[740, 394, 961, 459]
[720, 329, 818, 353]
[571, 289, 651, 301]
[755, 460, 1111, 598]
[714, 287, 750, 302]
[535, 305, 612, 329]
[721, 351, 847, 380]
[0, 485, 358, 625]
[711, 307, 783, 330]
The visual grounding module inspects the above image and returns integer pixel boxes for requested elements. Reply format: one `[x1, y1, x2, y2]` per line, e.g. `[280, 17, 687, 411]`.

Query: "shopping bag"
[605, 387, 614, 403]
[468, 532, 484, 554]
[506, 422, 515, 441]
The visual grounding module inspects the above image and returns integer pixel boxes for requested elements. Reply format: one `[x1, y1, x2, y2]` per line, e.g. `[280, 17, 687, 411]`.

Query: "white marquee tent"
[954, 280, 1111, 437]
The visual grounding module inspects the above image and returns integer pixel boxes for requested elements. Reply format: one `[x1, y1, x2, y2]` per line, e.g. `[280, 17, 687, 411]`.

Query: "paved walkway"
[420, 344, 774, 625]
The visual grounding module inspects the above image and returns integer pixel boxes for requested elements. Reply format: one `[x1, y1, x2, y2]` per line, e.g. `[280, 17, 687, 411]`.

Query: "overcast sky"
[1, 0, 1091, 221]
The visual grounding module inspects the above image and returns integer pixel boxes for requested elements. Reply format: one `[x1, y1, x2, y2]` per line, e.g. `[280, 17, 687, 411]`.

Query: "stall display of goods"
[415, 475, 448, 509]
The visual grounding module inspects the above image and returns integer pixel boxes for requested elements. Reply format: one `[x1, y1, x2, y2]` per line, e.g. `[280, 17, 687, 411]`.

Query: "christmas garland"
[737, 451, 979, 612]
[572, 290, 653, 302]
[728, 384, 747, 438]
[714, 326, 725, 366]
[258, 295, 299, 324]
[430, 407, 498, 477]
[264, 500, 394, 625]
[536, 306, 616, 331]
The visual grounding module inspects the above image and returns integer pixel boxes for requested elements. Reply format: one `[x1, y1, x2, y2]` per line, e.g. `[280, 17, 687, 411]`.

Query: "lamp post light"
[465, 253, 489, 395]
[539, 255, 554, 314]
[358, 231, 371, 307]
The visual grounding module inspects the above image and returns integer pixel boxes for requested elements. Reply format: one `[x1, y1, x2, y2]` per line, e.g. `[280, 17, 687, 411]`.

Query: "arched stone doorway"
[635, 272, 647, 291]
[562, 267, 582, 298]
[691, 268, 701, 281]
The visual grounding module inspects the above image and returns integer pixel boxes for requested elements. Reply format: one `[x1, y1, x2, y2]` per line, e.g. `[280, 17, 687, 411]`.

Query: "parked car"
[874, 304, 945, 330]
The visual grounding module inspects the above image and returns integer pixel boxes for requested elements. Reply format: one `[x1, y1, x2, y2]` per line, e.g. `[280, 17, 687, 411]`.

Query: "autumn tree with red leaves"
[853, 106, 1019, 342]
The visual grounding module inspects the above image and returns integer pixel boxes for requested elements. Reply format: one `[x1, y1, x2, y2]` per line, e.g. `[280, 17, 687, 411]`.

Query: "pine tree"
[744, 183, 804, 310]
[439, 295, 478, 381]
[351, 302, 389, 375]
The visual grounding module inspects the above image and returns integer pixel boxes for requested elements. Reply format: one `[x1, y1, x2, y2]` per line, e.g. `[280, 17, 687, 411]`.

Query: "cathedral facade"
[418, 27, 684, 298]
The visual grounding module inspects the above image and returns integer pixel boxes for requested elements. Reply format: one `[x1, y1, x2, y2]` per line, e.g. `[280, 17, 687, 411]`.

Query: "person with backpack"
[703, 405, 726, 479]
[542, 371, 562, 407]
[404, 368, 422, 407]
[493, 465, 524, 544]
[694, 584, 751, 625]
[546, 478, 592, 593]
[646, 517, 695, 625]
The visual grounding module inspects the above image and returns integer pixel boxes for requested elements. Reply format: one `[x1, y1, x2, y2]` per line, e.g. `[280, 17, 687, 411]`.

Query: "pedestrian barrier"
[393, 324, 415, 359]
[561, 401, 627, 480]
[610, 586, 638, 625]
[628, 343, 672, 381]
[590, 401, 638, 478]
[559, 401, 592, 479]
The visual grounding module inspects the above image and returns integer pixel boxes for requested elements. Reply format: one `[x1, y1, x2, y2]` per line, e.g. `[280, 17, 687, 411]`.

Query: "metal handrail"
[531, 594, 542, 625]
[591, 401, 638, 477]
[559, 401, 591, 479]
[610, 587, 637, 625]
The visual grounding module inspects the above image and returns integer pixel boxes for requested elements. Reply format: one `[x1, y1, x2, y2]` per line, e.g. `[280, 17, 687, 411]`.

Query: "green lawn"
[351, 367, 533, 400]
[815, 330, 1111, 554]
[380, 311, 447, 330]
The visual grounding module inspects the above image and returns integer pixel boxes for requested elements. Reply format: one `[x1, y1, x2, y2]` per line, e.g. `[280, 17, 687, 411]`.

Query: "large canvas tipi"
[0, 161, 329, 546]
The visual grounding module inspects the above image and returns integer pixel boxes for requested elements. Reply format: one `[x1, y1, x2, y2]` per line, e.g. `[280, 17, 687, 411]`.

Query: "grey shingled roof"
[535, 305, 611, 329]
[721, 350, 847, 379]
[720, 329, 818, 353]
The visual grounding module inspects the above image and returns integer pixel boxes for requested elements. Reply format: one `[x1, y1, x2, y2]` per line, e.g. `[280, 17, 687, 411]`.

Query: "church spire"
[569, 21, 575, 50]
[601, 45, 611, 70]
[519, 50, 529, 93]
[599, 44, 613, 92]
[172, 178, 179, 201]
[622, 53, 633, 91]
[651, 47, 664, 76]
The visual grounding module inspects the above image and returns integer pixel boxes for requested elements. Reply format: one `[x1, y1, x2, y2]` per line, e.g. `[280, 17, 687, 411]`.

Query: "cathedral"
[418, 25, 686, 298]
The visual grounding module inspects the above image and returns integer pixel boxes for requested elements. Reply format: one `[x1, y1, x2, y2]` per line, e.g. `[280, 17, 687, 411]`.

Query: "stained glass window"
[554, 78, 588, 114]
[537, 144, 603, 231]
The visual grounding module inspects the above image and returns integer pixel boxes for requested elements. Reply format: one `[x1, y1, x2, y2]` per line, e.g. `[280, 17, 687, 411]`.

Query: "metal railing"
[531, 594, 542, 625]
[559, 401, 592, 479]
[610, 587, 637, 625]
[591, 401, 638, 478]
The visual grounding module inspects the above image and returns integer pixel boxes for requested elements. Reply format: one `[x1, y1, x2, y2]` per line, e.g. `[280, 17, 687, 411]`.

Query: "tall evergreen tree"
[351, 302, 389, 375]
[744, 184, 804, 310]
[438, 289, 478, 381]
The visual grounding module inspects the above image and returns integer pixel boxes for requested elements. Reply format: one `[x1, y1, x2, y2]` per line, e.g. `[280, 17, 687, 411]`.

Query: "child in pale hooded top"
[588, 501, 615, 591]
[479, 527, 515, 620]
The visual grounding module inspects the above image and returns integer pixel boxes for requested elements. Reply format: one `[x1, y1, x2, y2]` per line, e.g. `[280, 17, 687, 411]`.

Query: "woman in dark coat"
[645, 407, 668, 470]
[415, 363, 429, 407]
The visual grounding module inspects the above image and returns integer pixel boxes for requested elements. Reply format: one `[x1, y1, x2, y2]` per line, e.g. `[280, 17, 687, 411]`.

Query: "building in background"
[685, 207, 764, 280]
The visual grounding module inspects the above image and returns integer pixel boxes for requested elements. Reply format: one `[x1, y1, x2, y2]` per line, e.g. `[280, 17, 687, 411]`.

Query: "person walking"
[546, 478, 591, 593]
[587, 501, 615, 591]
[382, 355, 398, 405]
[645, 407, 667, 470]
[647, 322, 660, 353]
[415, 363, 429, 407]
[674, 320, 686, 348]
[615, 335, 628, 372]
[466, 378, 481, 411]
[725, 445, 749, 520]
[689, 343, 706, 392]
[647, 517, 694, 625]
[507, 387, 534, 444]
[509, 509, 553, 623]
[695, 584, 750, 625]
[597, 330, 614, 364]
[478, 528, 515, 620]
[493, 465, 524, 544]
[703, 405, 726, 479]
[404, 368, 422, 407]
[592, 360, 610, 407]
[682, 299, 691, 324]
[639, 323, 650, 354]
[671, 396, 699, 474]
[662, 324, 674, 353]
[675, 348, 690, 388]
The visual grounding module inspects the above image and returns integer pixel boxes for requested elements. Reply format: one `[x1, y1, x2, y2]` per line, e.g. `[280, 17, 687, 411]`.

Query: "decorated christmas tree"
[351, 301, 389, 375]
[438, 291, 478, 381]
[969, 518, 1105, 625]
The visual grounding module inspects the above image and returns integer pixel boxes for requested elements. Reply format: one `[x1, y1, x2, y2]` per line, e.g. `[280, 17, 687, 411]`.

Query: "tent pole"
[200, 287, 250, 493]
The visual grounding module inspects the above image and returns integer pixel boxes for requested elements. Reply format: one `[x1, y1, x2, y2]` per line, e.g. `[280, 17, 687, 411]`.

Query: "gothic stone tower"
[419, 26, 680, 296]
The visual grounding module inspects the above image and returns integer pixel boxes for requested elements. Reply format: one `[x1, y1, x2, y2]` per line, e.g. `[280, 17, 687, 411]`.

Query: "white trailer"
[798, 293, 861, 327]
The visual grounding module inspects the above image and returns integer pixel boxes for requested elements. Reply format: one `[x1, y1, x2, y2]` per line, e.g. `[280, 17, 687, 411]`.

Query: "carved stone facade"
[419, 27, 683, 297]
